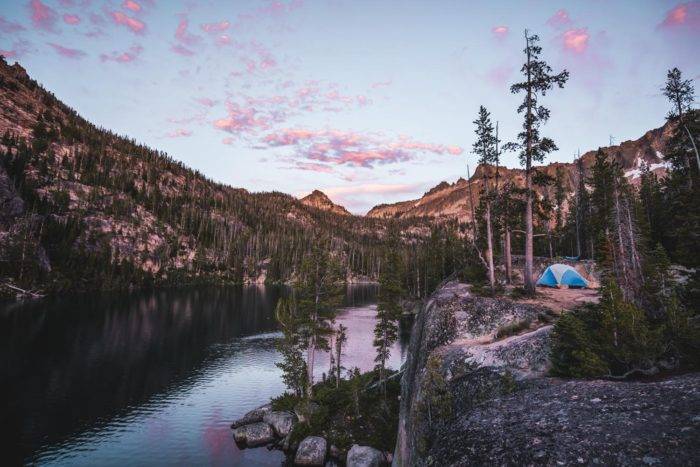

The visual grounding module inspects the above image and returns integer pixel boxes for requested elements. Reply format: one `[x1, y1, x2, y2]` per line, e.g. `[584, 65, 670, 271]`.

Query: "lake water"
[1, 285, 409, 466]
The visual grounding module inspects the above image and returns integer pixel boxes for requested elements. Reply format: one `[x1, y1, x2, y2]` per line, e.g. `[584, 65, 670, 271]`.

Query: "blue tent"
[537, 264, 588, 288]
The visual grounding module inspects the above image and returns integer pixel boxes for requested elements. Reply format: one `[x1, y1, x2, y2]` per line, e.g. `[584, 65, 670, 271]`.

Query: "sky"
[0, 1, 698, 214]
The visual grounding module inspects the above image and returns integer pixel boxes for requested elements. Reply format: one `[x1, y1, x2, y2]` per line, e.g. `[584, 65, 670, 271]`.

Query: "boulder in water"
[232, 422, 275, 447]
[231, 404, 272, 428]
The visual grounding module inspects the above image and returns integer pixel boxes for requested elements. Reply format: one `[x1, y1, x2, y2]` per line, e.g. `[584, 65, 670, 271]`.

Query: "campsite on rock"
[1, 1, 699, 466]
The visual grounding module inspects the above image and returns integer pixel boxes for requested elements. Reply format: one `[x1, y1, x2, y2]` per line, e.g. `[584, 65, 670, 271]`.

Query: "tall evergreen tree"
[505, 31, 568, 294]
[295, 241, 344, 398]
[373, 227, 405, 396]
[662, 67, 698, 175]
[471, 106, 500, 291]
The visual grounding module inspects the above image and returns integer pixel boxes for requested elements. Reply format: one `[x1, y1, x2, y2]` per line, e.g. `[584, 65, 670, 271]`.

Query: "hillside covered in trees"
[0, 57, 441, 296]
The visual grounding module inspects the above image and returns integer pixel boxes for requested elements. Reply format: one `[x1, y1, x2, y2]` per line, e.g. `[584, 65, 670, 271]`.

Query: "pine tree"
[275, 296, 307, 397]
[295, 241, 344, 398]
[334, 324, 347, 388]
[471, 106, 500, 292]
[505, 30, 568, 294]
[662, 67, 699, 175]
[374, 227, 405, 396]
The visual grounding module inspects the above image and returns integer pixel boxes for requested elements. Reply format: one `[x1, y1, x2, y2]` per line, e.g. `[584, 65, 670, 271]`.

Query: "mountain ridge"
[367, 121, 674, 221]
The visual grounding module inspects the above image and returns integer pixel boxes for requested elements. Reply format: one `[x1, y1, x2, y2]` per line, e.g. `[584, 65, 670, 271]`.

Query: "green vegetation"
[271, 369, 401, 453]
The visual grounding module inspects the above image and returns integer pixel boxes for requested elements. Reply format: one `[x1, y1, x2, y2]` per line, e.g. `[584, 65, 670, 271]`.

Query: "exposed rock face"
[368, 117, 681, 221]
[301, 190, 352, 216]
[231, 404, 272, 428]
[263, 411, 296, 438]
[346, 444, 385, 467]
[232, 421, 275, 447]
[294, 436, 327, 466]
[429, 374, 700, 466]
[393, 280, 700, 466]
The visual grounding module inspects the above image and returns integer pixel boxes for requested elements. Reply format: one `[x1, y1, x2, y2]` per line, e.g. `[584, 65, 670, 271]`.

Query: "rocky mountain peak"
[300, 190, 351, 216]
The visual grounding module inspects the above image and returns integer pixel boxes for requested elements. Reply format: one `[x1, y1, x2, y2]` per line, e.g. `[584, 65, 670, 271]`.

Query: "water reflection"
[1, 284, 406, 466]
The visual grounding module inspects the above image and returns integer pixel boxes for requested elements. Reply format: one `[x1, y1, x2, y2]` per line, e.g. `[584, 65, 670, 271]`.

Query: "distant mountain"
[0, 58, 429, 295]
[301, 190, 351, 216]
[367, 120, 675, 221]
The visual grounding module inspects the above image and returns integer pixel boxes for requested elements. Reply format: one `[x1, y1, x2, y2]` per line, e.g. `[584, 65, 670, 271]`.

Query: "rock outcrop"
[393, 280, 700, 466]
[346, 444, 385, 467]
[294, 436, 327, 466]
[300, 190, 352, 216]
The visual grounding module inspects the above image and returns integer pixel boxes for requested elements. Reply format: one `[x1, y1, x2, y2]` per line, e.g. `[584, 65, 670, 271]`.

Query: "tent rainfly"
[536, 263, 588, 288]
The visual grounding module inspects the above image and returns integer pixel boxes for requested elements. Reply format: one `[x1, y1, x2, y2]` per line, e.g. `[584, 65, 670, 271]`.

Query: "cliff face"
[394, 281, 699, 466]
[369, 121, 676, 222]
[300, 190, 351, 216]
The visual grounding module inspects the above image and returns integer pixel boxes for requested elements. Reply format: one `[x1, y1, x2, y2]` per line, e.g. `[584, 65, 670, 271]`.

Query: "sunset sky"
[1, 0, 698, 213]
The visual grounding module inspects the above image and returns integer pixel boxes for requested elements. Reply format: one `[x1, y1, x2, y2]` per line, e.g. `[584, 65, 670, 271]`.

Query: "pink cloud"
[171, 44, 195, 56]
[201, 20, 230, 33]
[100, 45, 143, 63]
[561, 28, 590, 54]
[547, 9, 572, 29]
[213, 101, 270, 134]
[29, 0, 58, 32]
[262, 128, 462, 168]
[0, 15, 26, 34]
[110, 11, 145, 34]
[659, 2, 700, 31]
[48, 42, 87, 59]
[166, 128, 192, 138]
[172, 16, 202, 56]
[63, 14, 80, 25]
[491, 25, 508, 40]
[122, 0, 141, 12]
[222, 137, 235, 145]
[216, 34, 231, 46]
[195, 97, 217, 107]
[175, 17, 201, 45]
[294, 162, 334, 174]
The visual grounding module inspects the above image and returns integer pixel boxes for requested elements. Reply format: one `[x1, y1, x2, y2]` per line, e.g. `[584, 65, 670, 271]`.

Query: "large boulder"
[263, 411, 296, 437]
[231, 403, 272, 428]
[294, 436, 327, 466]
[232, 422, 275, 447]
[346, 444, 384, 467]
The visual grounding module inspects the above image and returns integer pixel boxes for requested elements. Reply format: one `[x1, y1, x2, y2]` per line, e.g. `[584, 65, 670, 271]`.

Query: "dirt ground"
[517, 286, 600, 314]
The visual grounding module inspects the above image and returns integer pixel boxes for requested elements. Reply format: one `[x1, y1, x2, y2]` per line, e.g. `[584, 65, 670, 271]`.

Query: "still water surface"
[1, 285, 407, 466]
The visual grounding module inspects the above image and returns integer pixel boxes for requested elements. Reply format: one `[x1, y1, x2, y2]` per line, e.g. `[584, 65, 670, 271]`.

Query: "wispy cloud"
[262, 128, 462, 169]
[546, 9, 572, 29]
[110, 11, 146, 34]
[63, 14, 80, 25]
[658, 2, 700, 32]
[122, 0, 142, 13]
[561, 28, 590, 54]
[100, 45, 143, 63]
[29, 0, 58, 33]
[166, 128, 192, 138]
[48, 42, 87, 59]
[0, 15, 26, 34]
[491, 25, 508, 41]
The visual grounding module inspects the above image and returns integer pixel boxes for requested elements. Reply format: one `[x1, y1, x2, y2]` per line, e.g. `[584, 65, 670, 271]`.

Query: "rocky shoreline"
[231, 403, 391, 466]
